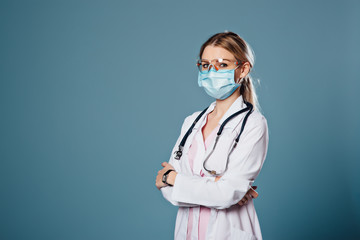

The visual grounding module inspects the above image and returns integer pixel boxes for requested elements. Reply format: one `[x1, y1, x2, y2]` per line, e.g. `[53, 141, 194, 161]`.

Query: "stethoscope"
[173, 101, 253, 176]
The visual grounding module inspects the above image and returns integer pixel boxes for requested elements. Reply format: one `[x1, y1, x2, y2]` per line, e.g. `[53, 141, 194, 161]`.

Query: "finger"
[252, 186, 257, 190]
[161, 162, 167, 167]
[238, 196, 247, 206]
[250, 189, 259, 199]
[246, 194, 252, 201]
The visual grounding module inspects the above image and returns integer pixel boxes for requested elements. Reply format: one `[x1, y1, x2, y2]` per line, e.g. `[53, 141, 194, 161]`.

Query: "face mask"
[198, 68, 241, 100]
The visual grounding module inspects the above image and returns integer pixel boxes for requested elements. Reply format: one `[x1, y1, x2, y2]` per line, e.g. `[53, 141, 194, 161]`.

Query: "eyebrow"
[201, 58, 233, 62]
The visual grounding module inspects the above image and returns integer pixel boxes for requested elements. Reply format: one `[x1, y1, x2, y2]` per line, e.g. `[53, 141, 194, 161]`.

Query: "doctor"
[155, 31, 269, 240]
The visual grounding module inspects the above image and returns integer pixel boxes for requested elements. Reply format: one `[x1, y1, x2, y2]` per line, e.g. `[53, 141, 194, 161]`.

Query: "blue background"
[1, 0, 359, 239]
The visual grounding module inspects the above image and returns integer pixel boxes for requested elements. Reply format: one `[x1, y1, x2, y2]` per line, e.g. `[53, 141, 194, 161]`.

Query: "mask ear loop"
[234, 61, 244, 84]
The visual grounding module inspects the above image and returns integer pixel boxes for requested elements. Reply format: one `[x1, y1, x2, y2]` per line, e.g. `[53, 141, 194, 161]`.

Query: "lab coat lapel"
[185, 102, 216, 176]
[192, 129, 206, 176]
[181, 102, 216, 175]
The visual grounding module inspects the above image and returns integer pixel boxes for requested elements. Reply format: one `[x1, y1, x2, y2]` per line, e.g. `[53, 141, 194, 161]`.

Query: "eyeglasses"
[196, 58, 242, 73]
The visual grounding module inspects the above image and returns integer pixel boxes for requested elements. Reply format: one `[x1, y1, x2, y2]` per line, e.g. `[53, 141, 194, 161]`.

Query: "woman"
[155, 31, 269, 240]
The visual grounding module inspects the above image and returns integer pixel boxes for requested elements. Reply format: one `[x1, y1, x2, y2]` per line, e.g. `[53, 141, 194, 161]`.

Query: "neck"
[211, 89, 241, 118]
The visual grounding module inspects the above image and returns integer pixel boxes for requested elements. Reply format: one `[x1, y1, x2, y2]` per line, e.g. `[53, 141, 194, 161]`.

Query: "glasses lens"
[197, 60, 210, 73]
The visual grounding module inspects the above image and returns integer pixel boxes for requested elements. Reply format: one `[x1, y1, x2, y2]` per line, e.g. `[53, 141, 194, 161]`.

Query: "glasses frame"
[196, 58, 243, 73]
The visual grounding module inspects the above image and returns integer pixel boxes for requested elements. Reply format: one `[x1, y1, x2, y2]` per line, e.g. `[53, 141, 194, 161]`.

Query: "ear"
[239, 62, 251, 78]
[235, 62, 251, 83]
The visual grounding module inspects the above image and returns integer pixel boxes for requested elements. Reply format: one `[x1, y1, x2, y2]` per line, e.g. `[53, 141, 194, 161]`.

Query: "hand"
[238, 186, 258, 206]
[155, 162, 176, 190]
[214, 176, 258, 206]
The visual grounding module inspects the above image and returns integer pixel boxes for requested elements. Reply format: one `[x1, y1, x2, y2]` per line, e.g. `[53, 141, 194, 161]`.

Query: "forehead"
[201, 45, 235, 60]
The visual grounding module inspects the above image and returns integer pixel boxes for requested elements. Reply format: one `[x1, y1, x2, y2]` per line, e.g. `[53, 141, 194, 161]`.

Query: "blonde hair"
[199, 31, 260, 110]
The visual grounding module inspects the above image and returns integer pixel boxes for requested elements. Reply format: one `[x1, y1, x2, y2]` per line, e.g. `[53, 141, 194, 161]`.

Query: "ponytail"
[240, 74, 259, 110]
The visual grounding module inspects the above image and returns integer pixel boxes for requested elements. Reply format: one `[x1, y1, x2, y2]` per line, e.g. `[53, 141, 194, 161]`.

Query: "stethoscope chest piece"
[174, 146, 183, 160]
[209, 170, 217, 175]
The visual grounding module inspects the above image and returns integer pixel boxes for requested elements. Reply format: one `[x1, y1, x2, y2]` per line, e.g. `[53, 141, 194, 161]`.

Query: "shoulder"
[180, 110, 203, 133]
[243, 109, 268, 135]
[185, 110, 203, 124]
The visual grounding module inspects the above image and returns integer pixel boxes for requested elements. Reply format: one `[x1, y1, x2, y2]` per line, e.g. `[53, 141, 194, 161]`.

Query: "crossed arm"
[156, 162, 259, 207]
[156, 114, 268, 209]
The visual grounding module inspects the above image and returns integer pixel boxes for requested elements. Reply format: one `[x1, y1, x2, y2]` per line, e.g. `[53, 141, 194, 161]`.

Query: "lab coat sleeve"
[171, 114, 269, 210]
[160, 115, 199, 207]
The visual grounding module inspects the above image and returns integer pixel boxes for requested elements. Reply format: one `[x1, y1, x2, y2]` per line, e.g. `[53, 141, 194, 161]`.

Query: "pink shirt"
[186, 123, 220, 240]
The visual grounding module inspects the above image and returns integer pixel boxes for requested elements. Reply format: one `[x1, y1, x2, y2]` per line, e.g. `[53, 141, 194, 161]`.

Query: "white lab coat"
[161, 95, 269, 240]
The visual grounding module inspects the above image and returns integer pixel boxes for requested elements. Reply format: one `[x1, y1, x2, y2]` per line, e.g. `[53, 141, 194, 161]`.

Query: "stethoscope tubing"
[174, 101, 253, 176]
[174, 107, 209, 160]
[202, 103, 253, 175]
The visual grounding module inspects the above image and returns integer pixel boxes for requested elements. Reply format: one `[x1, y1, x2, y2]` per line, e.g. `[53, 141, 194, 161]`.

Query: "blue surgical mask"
[198, 68, 241, 100]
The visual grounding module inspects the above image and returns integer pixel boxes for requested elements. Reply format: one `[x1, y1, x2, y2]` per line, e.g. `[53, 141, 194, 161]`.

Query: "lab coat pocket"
[230, 227, 257, 240]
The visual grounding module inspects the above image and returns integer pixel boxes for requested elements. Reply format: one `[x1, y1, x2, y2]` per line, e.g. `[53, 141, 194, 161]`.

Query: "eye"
[202, 63, 209, 68]
[220, 63, 228, 68]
